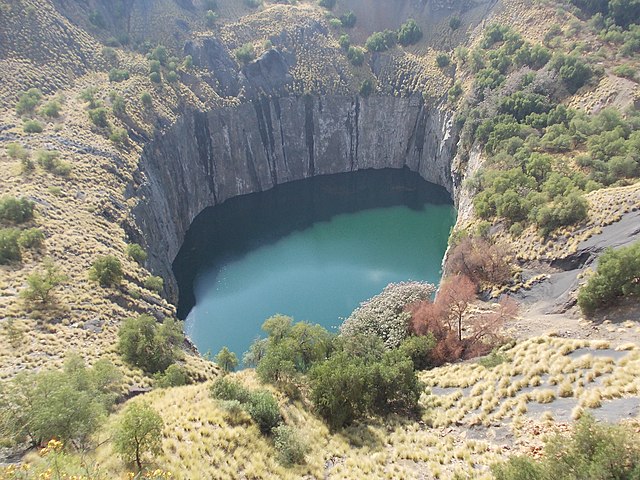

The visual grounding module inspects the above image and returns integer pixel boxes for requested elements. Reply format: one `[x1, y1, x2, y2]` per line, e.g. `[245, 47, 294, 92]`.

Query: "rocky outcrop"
[130, 94, 459, 302]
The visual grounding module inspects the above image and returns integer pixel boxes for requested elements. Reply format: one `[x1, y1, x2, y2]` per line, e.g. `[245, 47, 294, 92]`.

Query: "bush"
[6, 142, 29, 161]
[79, 87, 100, 108]
[340, 11, 356, 28]
[166, 71, 178, 83]
[235, 43, 255, 64]
[359, 79, 373, 96]
[205, 9, 217, 27]
[0, 228, 22, 264]
[20, 258, 67, 306]
[15, 88, 42, 115]
[108, 68, 130, 82]
[398, 334, 436, 370]
[347, 46, 365, 66]
[150, 45, 168, 65]
[89, 255, 123, 287]
[127, 243, 147, 264]
[365, 30, 396, 52]
[340, 282, 435, 348]
[118, 315, 184, 374]
[23, 120, 43, 133]
[109, 127, 128, 146]
[613, 63, 636, 79]
[449, 16, 461, 30]
[273, 425, 307, 465]
[245, 390, 281, 434]
[436, 53, 451, 68]
[210, 377, 251, 403]
[397, 19, 422, 46]
[18, 228, 44, 249]
[143, 275, 163, 293]
[149, 71, 162, 83]
[88, 107, 109, 128]
[492, 415, 640, 479]
[578, 241, 640, 315]
[154, 364, 188, 388]
[0, 196, 34, 224]
[36, 150, 71, 176]
[0, 355, 120, 448]
[39, 101, 62, 119]
[110, 93, 126, 117]
[140, 92, 153, 108]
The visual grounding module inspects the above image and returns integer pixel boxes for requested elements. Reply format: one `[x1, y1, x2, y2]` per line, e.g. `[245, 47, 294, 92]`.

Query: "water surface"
[173, 169, 455, 359]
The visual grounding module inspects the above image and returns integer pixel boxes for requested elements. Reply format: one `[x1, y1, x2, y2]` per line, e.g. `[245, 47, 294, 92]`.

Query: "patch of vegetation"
[365, 30, 397, 52]
[493, 414, 640, 479]
[143, 275, 163, 293]
[39, 100, 62, 119]
[436, 53, 451, 68]
[347, 45, 365, 66]
[235, 43, 256, 64]
[340, 11, 356, 28]
[154, 364, 189, 388]
[140, 91, 153, 108]
[215, 346, 239, 373]
[273, 425, 308, 466]
[108, 68, 130, 82]
[0, 196, 34, 224]
[117, 315, 184, 374]
[17, 227, 44, 249]
[89, 255, 123, 287]
[318, 0, 335, 9]
[88, 107, 109, 128]
[0, 228, 22, 264]
[397, 19, 422, 46]
[127, 243, 147, 264]
[23, 120, 43, 133]
[20, 258, 67, 307]
[15, 88, 42, 116]
[0, 354, 121, 448]
[578, 241, 640, 315]
[36, 150, 72, 176]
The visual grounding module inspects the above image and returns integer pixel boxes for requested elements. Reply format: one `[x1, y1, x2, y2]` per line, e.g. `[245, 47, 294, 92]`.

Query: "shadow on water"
[173, 167, 453, 320]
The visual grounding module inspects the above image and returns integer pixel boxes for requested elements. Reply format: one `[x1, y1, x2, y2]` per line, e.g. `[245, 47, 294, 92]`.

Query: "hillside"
[0, 0, 639, 478]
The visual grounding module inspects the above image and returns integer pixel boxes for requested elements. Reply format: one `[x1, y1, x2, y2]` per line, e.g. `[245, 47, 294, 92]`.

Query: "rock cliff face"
[130, 94, 459, 302]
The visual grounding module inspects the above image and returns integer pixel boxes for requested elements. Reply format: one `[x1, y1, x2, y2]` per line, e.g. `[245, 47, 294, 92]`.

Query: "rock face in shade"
[130, 94, 460, 302]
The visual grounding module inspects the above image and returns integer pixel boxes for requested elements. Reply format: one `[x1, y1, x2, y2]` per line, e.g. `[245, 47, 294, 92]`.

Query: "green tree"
[23, 120, 43, 133]
[245, 390, 281, 434]
[113, 402, 163, 471]
[143, 275, 163, 293]
[88, 107, 109, 128]
[89, 255, 123, 287]
[154, 364, 188, 388]
[347, 46, 365, 66]
[140, 92, 153, 108]
[117, 315, 184, 374]
[235, 43, 255, 64]
[215, 346, 239, 373]
[578, 241, 640, 315]
[39, 100, 62, 119]
[0, 228, 22, 264]
[20, 259, 67, 306]
[436, 53, 451, 68]
[397, 19, 422, 46]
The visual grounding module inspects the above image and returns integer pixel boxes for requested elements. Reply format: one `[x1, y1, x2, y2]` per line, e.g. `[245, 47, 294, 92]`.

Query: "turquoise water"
[183, 203, 455, 360]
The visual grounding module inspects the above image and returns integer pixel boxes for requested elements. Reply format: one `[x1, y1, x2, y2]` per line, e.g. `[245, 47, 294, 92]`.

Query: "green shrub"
[0, 228, 22, 264]
[39, 101, 61, 119]
[340, 11, 356, 28]
[79, 87, 100, 108]
[127, 243, 147, 264]
[492, 415, 640, 479]
[150, 45, 168, 65]
[143, 275, 163, 293]
[110, 93, 126, 117]
[36, 150, 71, 176]
[205, 9, 217, 27]
[101, 46, 117, 64]
[398, 334, 436, 370]
[149, 71, 162, 83]
[182, 55, 193, 69]
[365, 30, 396, 52]
[0, 196, 35, 224]
[359, 79, 373, 96]
[6, 142, 28, 161]
[109, 127, 128, 146]
[549, 53, 593, 94]
[140, 92, 153, 108]
[20, 258, 67, 306]
[117, 315, 184, 374]
[448, 82, 463, 102]
[338, 34, 350, 50]
[397, 19, 422, 46]
[166, 71, 178, 83]
[347, 46, 365, 66]
[613, 63, 636, 79]
[113, 402, 163, 471]
[328, 17, 342, 28]
[108, 68, 130, 82]
[0, 355, 120, 448]
[23, 120, 43, 133]
[436, 53, 451, 68]
[89, 255, 123, 287]
[578, 241, 640, 315]
[210, 377, 251, 403]
[15, 88, 42, 115]
[449, 16, 461, 30]
[154, 364, 188, 388]
[477, 349, 507, 368]
[88, 107, 109, 128]
[18, 228, 44, 249]
[235, 43, 255, 64]
[245, 390, 281, 434]
[273, 425, 307, 465]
